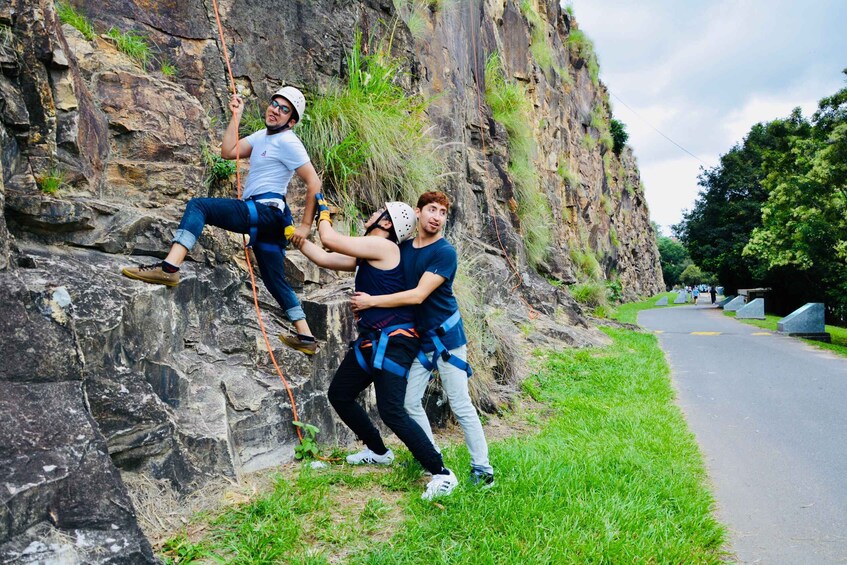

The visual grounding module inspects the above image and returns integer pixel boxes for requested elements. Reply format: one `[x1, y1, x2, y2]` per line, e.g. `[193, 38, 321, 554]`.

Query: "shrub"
[56, 2, 95, 41]
[571, 281, 606, 307]
[581, 132, 596, 151]
[106, 28, 151, 70]
[37, 168, 64, 194]
[297, 30, 445, 212]
[610, 118, 629, 155]
[570, 247, 602, 281]
[160, 61, 177, 77]
[201, 145, 236, 187]
[485, 51, 552, 267]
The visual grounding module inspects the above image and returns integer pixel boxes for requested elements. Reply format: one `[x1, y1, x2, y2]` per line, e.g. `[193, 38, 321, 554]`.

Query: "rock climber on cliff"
[121, 87, 320, 355]
[350, 191, 495, 488]
[293, 194, 459, 500]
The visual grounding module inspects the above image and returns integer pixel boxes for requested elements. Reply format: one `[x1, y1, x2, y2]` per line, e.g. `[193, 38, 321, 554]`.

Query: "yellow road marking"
[751, 332, 772, 336]
[691, 331, 721, 336]
[654, 330, 664, 334]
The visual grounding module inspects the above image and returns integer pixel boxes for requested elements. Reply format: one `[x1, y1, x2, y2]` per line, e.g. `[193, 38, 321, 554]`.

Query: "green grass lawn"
[723, 311, 847, 358]
[160, 328, 727, 564]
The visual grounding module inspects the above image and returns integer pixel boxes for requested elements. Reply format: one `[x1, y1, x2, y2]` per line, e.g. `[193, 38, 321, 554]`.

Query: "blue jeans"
[172, 197, 305, 322]
[405, 345, 493, 474]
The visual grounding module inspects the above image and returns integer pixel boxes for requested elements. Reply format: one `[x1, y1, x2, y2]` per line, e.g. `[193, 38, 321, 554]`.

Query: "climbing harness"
[354, 324, 420, 379]
[416, 310, 473, 377]
[245, 192, 295, 251]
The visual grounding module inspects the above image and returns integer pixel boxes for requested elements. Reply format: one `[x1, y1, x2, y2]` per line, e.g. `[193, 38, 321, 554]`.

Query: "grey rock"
[736, 298, 765, 319]
[674, 291, 687, 304]
[723, 295, 747, 312]
[655, 296, 668, 306]
[716, 295, 736, 308]
[778, 303, 831, 342]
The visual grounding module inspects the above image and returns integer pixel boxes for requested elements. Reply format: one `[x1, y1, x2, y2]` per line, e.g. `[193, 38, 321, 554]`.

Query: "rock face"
[0, 0, 663, 560]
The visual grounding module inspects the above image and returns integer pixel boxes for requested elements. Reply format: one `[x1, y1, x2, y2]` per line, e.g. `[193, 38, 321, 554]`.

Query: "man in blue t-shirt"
[121, 87, 319, 354]
[351, 191, 494, 487]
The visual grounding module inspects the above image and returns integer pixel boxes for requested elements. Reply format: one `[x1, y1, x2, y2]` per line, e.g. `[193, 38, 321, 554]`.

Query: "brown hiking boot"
[279, 334, 317, 355]
[121, 263, 180, 287]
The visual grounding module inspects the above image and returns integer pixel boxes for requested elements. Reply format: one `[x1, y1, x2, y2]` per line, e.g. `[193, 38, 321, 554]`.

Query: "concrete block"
[723, 295, 746, 311]
[673, 291, 687, 304]
[716, 295, 735, 308]
[778, 303, 831, 342]
[736, 297, 765, 319]
[655, 296, 669, 306]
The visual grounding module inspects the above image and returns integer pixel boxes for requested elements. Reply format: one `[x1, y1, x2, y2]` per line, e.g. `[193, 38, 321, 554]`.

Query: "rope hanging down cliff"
[209, 0, 304, 442]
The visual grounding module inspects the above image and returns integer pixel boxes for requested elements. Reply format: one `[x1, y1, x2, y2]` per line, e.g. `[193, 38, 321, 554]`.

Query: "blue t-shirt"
[400, 238, 466, 350]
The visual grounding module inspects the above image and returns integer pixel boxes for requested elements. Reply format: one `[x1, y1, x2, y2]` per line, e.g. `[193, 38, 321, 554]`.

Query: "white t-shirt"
[242, 129, 310, 201]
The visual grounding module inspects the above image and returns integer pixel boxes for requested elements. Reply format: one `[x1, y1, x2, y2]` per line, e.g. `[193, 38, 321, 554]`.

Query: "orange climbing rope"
[210, 0, 303, 442]
[467, 3, 540, 320]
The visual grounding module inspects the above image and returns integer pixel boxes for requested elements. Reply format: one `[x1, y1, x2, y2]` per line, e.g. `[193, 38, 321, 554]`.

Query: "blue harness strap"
[417, 310, 473, 377]
[245, 192, 288, 252]
[353, 323, 418, 379]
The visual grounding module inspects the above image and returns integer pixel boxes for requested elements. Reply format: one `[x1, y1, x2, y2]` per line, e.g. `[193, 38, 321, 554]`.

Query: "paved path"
[639, 304, 847, 564]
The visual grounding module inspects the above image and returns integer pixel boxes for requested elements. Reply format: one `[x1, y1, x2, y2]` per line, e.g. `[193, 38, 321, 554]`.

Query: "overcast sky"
[568, 0, 847, 234]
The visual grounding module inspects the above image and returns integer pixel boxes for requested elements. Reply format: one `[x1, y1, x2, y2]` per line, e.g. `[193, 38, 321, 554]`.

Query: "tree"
[656, 234, 690, 289]
[679, 264, 706, 287]
[610, 118, 628, 155]
[744, 72, 847, 322]
[673, 112, 810, 294]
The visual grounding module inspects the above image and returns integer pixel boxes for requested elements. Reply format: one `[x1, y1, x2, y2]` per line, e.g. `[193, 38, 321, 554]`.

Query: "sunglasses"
[270, 99, 291, 114]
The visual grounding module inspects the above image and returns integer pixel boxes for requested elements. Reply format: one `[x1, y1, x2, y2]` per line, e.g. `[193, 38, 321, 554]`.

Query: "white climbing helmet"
[385, 201, 417, 243]
[271, 86, 306, 123]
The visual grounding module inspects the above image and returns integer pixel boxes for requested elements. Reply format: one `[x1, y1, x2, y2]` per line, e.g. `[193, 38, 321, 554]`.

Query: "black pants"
[328, 334, 445, 475]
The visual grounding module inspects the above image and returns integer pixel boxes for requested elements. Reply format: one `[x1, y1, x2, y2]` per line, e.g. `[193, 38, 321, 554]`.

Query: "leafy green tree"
[656, 234, 690, 289]
[673, 113, 809, 295]
[679, 264, 706, 287]
[610, 118, 628, 155]
[745, 72, 847, 321]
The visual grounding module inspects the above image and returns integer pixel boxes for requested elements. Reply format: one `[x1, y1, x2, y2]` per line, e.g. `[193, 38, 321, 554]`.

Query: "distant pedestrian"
[710, 286, 717, 304]
[692, 287, 700, 305]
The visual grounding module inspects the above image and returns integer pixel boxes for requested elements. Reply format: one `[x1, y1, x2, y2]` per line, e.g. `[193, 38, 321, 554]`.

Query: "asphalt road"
[638, 303, 847, 564]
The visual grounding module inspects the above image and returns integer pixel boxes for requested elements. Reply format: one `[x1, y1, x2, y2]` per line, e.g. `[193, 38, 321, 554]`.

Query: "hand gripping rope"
[210, 0, 305, 443]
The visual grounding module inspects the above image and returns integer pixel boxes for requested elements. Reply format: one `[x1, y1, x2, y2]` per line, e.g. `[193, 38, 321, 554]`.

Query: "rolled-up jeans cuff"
[286, 305, 306, 322]
[172, 229, 197, 251]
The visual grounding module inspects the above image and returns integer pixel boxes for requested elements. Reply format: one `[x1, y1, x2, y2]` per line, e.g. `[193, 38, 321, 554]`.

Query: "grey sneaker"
[121, 263, 179, 287]
[470, 469, 494, 488]
[279, 334, 317, 356]
[346, 447, 394, 466]
[422, 469, 458, 500]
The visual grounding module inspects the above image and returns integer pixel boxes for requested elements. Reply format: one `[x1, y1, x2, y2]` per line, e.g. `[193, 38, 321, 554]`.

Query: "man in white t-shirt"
[122, 87, 320, 355]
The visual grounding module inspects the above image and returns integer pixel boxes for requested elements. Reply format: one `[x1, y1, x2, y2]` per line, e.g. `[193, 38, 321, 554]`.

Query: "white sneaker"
[346, 447, 394, 466]
[421, 469, 458, 500]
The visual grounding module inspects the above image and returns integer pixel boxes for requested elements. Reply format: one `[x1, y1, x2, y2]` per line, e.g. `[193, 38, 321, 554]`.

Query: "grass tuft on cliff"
[485, 52, 552, 268]
[298, 30, 446, 213]
[567, 28, 600, 86]
[158, 328, 727, 564]
[106, 27, 151, 70]
[56, 2, 96, 41]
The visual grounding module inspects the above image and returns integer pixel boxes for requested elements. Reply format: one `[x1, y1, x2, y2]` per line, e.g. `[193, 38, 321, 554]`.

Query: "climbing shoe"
[422, 469, 458, 500]
[279, 333, 317, 355]
[346, 447, 395, 466]
[470, 469, 495, 488]
[121, 263, 180, 287]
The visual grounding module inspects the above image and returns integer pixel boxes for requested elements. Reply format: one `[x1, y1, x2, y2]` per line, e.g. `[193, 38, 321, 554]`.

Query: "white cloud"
[568, 0, 847, 228]
[639, 157, 705, 235]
